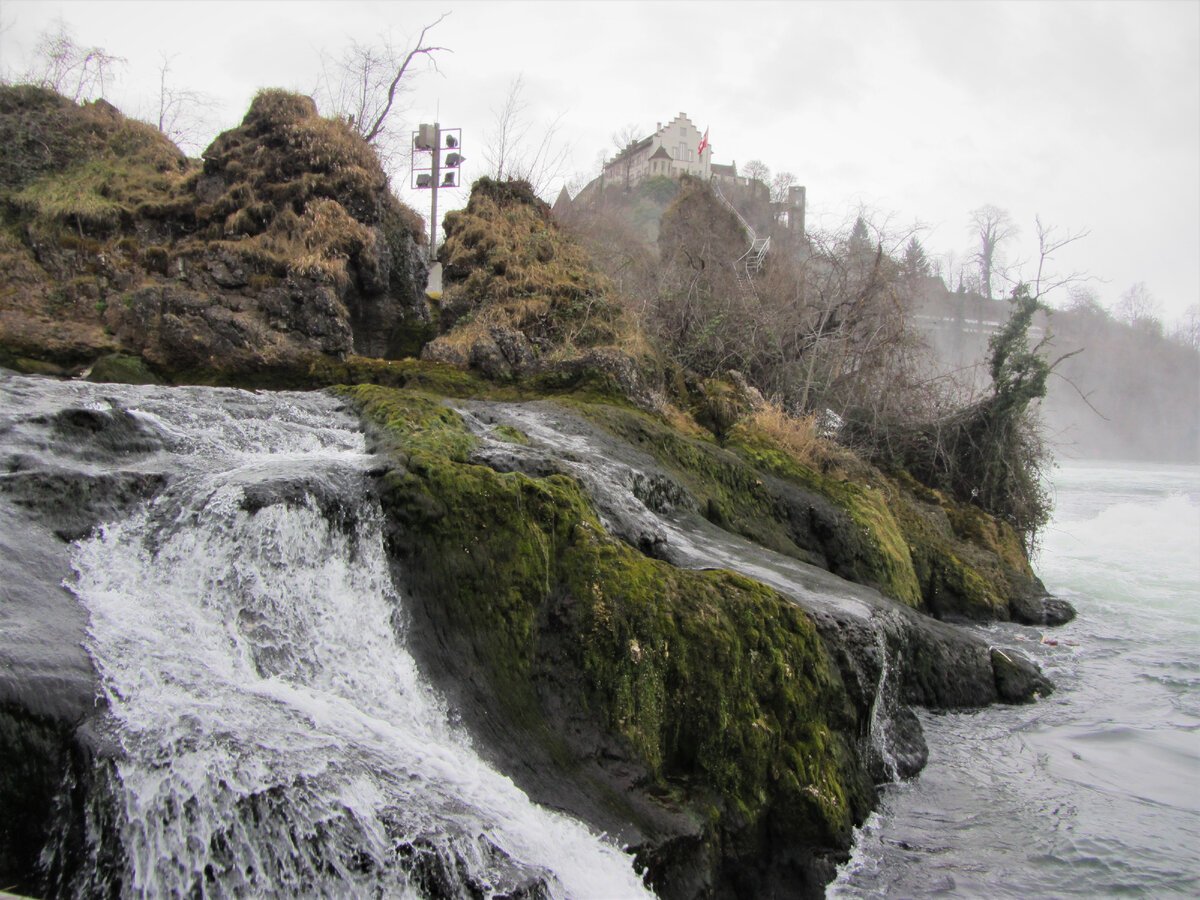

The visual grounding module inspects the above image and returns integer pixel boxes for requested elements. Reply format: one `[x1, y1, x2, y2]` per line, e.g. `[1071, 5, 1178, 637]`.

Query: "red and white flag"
[697, 127, 709, 157]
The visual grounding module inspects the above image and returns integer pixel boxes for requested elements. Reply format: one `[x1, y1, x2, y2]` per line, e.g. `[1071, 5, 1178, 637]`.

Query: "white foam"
[65, 388, 650, 898]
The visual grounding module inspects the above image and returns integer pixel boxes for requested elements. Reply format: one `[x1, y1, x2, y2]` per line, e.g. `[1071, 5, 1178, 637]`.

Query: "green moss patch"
[341, 384, 872, 862]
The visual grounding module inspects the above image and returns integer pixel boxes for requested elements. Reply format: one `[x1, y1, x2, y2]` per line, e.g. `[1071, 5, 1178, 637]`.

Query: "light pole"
[412, 123, 463, 264]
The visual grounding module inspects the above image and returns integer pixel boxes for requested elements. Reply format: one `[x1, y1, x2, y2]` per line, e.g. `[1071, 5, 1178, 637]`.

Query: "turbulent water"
[831, 460, 1200, 897]
[4, 377, 650, 898]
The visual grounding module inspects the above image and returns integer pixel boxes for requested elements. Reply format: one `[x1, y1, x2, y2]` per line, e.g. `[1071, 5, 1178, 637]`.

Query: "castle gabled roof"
[609, 135, 654, 166]
[552, 185, 572, 215]
[649, 145, 672, 161]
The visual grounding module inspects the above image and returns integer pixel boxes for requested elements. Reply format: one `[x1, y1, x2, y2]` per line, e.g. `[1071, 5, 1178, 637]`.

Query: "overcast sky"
[1, 0, 1197, 321]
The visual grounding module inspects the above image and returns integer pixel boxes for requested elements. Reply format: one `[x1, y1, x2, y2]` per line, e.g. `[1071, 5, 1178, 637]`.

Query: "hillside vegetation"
[0, 86, 1073, 897]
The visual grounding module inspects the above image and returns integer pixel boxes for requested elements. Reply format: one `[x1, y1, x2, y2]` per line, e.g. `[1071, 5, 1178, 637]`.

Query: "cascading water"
[5, 378, 1048, 896]
[866, 633, 901, 784]
[6, 379, 651, 898]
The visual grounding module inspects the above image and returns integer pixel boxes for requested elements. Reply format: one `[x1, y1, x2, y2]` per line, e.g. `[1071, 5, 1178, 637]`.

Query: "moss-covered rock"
[85, 352, 162, 385]
[558, 392, 1054, 624]
[342, 383, 875, 896]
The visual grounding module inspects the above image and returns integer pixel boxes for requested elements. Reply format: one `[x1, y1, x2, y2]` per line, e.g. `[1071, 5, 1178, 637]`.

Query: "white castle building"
[601, 112, 745, 188]
[558, 111, 806, 250]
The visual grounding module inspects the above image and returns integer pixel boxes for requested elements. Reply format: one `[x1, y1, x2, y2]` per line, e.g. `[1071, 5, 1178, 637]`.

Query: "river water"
[831, 460, 1200, 897]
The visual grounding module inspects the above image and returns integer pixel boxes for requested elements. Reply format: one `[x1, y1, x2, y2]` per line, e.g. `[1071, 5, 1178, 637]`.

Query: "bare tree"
[609, 122, 643, 190]
[24, 19, 123, 102]
[149, 53, 216, 156]
[314, 13, 449, 171]
[481, 74, 572, 199]
[1171, 304, 1200, 350]
[742, 159, 771, 184]
[968, 204, 1017, 300]
[483, 74, 526, 183]
[1028, 216, 1090, 300]
[934, 248, 963, 292]
[1114, 282, 1162, 333]
[1065, 284, 1108, 318]
[769, 171, 796, 204]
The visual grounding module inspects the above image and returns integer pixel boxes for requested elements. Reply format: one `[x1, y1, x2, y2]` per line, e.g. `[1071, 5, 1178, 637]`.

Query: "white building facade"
[603, 113, 714, 187]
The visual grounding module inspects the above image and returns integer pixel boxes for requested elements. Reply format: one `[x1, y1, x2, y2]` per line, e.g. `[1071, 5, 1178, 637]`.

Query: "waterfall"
[21, 382, 650, 898]
[867, 633, 901, 783]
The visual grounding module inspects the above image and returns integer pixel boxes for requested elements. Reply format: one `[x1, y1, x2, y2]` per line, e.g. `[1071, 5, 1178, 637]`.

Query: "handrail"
[710, 177, 757, 243]
[710, 176, 770, 298]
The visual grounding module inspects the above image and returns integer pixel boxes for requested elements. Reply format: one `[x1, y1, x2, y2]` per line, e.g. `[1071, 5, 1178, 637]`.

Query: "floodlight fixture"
[414, 123, 436, 151]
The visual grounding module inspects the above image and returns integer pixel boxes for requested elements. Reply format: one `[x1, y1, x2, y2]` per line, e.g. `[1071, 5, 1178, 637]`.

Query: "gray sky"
[2, 0, 1197, 322]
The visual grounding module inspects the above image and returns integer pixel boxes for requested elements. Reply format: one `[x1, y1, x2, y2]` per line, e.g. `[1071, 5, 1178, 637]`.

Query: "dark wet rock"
[991, 647, 1054, 703]
[1042, 596, 1076, 625]
[394, 836, 554, 900]
[238, 471, 365, 536]
[37, 406, 166, 458]
[2, 470, 167, 541]
[0, 504, 113, 896]
[1009, 591, 1077, 626]
[884, 705, 929, 779]
[0, 706, 73, 894]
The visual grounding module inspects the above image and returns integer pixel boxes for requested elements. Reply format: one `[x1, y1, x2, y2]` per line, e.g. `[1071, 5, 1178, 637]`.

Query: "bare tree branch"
[362, 12, 451, 144]
[149, 53, 217, 155]
[24, 19, 124, 102]
[482, 74, 573, 198]
[968, 204, 1017, 300]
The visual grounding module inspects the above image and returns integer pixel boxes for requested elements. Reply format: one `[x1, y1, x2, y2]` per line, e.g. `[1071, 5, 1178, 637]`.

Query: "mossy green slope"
[561, 395, 1041, 622]
[320, 361, 1041, 624]
[342, 383, 874, 890]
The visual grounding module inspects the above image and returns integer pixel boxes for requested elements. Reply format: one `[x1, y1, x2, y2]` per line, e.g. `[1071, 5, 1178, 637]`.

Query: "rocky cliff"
[0, 86, 430, 384]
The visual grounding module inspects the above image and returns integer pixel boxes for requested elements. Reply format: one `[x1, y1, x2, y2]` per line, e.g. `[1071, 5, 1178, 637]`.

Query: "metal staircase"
[711, 178, 769, 298]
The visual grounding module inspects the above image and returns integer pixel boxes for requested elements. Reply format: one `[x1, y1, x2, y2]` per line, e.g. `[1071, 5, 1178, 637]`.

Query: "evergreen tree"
[848, 215, 872, 257]
[902, 236, 931, 278]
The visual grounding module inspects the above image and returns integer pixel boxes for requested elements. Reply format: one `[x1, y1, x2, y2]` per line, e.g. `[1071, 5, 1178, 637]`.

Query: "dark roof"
[649, 145, 672, 160]
[609, 134, 654, 165]
[710, 163, 737, 176]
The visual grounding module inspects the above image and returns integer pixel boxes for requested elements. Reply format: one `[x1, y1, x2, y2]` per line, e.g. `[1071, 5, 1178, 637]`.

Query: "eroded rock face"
[0, 86, 431, 383]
